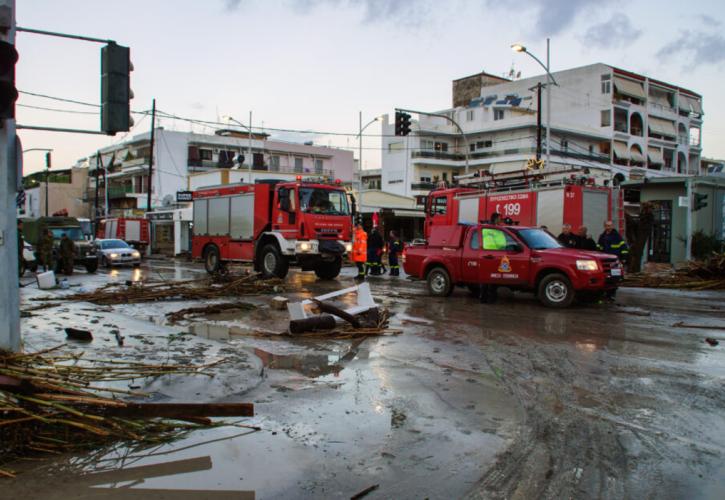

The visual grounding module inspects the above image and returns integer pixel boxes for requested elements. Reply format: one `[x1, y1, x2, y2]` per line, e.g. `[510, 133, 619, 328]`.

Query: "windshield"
[78, 220, 92, 237]
[51, 228, 84, 240]
[513, 228, 563, 250]
[101, 240, 130, 250]
[298, 188, 349, 215]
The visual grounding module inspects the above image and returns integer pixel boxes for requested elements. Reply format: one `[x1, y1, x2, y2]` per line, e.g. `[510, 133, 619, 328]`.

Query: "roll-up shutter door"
[582, 190, 609, 232]
[536, 189, 564, 230]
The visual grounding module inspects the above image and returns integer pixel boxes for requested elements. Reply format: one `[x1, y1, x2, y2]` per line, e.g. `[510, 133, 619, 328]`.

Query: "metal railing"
[411, 182, 438, 190]
[551, 149, 611, 163]
[411, 150, 465, 161]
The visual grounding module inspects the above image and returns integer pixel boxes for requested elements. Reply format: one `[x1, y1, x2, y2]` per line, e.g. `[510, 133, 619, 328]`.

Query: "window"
[442, 172, 448, 181]
[469, 143, 476, 152]
[270, 155, 280, 171]
[420, 171, 432, 182]
[199, 149, 213, 160]
[482, 229, 519, 251]
[434, 142, 448, 152]
[466, 109, 475, 122]
[432, 196, 447, 215]
[388, 141, 404, 153]
[470, 230, 479, 250]
[315, 159, 323, 174]
[601, 110, 611, 127]
[421, 140, 434, 150]
[477, 140, 492, 148]
[494, 110, 505, 121]
[589, 145, 594, 154]
[294, 158, 303, 173]
[601, 73, 611, 94]
[561, 139, 568, 151]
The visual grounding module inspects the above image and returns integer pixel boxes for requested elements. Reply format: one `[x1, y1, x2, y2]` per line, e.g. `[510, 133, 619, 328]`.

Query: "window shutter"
[188, 146, 200, 160]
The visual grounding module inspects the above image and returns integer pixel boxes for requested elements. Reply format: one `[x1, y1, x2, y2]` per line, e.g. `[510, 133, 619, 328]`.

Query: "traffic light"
[394, 111, 412, 136]
[101, 43, 133, 134]
[0, 40, 18, 120]
[693, 193, 708, 212]
[45, 151, 51, 169]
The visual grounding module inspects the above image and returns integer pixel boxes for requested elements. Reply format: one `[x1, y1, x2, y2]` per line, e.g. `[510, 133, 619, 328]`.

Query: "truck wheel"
[85, 260, 98, 274]
[539, 273, 575, 308]
[314, 256, 342, 280]
[204, 245, 222, 274]
[261, 244, 289, 279]
[427, 267, 453, 297]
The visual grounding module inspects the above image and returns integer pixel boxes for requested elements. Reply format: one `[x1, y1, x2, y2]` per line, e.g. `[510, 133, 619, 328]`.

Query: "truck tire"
[539, 273, 575, 308]
[314, 256, 342, 280]
[260, 244, 289, 279]
[427, 267, 454, 297]
[85, 260, 98, 274]
[204, 245, 222, 274]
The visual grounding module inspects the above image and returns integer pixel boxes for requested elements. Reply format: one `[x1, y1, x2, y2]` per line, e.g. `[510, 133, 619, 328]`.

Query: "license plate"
[611, 269, 622, 276]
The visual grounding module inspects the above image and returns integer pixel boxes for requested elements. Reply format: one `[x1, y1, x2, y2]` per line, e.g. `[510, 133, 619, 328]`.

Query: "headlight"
[576, 260, 599, 271]
[109, 253, 119, 259]
[132, 252, 141, 258]
[299, 242, 311, 251]
[345, 243, 353, 252]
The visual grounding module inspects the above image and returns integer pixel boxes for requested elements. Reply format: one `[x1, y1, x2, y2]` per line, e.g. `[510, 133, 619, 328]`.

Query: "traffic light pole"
[396, 108, 470, 174]
[0, 0, 19, 352]
[686, 177, 692, 260]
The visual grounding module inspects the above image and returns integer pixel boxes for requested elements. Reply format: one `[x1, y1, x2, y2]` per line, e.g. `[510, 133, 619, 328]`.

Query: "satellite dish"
[162, 194, 174, 207]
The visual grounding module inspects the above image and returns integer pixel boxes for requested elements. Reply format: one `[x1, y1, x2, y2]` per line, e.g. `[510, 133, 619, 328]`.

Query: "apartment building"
[84, 128, 354, 216]
[381, 64, 704, 200]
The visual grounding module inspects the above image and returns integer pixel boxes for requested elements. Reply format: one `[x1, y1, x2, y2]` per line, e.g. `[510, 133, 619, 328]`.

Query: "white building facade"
[381, 64, 704, 200]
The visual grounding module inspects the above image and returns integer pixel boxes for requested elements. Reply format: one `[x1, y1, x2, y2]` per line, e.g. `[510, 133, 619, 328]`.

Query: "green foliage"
[678, 230, 722, 261]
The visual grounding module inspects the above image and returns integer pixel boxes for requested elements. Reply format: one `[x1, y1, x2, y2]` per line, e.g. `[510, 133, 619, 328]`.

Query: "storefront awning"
[648, 116, 677, 137]
[612, 141, 631, 160]
[393, 210, 426, 218]
[647, 147, 664, 165]
[613, 77, 647, 99]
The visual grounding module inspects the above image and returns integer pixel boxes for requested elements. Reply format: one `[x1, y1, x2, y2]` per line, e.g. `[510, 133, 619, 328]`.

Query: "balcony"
[551, 149, 611, 164]
[411, 150, 466, 161]
[614, 122, 628, 133]
[411, 182, 438, 191]
[83, 186, 151, 201]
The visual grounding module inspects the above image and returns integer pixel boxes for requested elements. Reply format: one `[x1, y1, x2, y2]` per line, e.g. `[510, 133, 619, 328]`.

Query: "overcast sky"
[16, 0, 725, 175]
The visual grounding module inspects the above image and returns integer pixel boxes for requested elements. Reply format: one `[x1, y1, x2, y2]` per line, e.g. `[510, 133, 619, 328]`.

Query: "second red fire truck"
[191, 178, 353, 279]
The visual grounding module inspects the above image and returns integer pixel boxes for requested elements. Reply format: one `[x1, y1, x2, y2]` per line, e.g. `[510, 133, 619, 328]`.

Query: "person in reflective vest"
[387, 230, 402, 276]
[480, 213, 506, 304]
[597, 220, 628, 300]
[352, 222, 368, 281]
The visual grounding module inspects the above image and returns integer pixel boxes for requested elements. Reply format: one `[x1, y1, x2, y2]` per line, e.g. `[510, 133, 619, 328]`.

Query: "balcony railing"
[187, 159, 334, 177]
[614, 122, 628, 133]
[411, 150, 465, 161]
[83, 186, 151, 201]
[411, 182, 438, 190]
[551, 149, 611, 163]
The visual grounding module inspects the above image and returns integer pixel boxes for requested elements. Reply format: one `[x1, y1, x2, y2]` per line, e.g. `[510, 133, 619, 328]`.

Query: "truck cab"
[21, 217, 98, 273]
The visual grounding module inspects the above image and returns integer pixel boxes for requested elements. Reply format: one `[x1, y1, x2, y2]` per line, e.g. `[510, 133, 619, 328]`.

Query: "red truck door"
[427, 193, 450, 233]
[478, 227, 530, 286]
[274, 186, 298, 236]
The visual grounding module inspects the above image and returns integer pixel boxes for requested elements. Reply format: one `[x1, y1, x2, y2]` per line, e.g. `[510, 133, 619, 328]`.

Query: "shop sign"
[176, 191, 194, 202]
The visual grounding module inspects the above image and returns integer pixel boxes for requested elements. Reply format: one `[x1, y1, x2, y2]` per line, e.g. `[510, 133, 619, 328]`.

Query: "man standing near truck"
[366, 226, 384, 276]
[40, 229, 55, 272]
[480, 213, 506, 304]
[352, 222, 367, 281]
[387, 230, 402, 277]
[598, 220, 628, 300]
[59, 233, 77, 275]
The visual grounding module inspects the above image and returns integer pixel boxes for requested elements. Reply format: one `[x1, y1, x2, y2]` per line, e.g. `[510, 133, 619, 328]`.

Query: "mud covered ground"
[5, 261, 725, 499]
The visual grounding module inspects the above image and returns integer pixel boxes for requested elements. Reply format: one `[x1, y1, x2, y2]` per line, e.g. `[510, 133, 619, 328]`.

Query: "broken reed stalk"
[623, 253, 725, 290]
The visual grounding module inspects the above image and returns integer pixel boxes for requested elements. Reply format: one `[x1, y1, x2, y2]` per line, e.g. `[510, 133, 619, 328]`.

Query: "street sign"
[176, 191, 193, 202]
[678, 196, 689, 208]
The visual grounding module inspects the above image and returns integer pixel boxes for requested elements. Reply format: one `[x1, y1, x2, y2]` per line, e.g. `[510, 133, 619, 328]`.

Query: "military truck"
[22, 217, 99, 273]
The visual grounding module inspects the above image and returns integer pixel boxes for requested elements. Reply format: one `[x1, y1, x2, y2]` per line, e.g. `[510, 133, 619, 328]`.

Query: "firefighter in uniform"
[352, 222, 368, 280]
[597, 220, 628, 300]
[40, 229, 55, 272]
[59, 233, 77, 275]
[480, 213, 506, 304]
[366, 226, 384, 275]
[387, 230, 402, 276]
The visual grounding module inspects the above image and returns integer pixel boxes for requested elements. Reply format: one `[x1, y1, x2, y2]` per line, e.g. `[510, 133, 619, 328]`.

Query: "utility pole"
[0, 0, 20, 352]
[532, 83, 543, 162]
[94, 151, 100, 234]
[146, 99, 156, 212]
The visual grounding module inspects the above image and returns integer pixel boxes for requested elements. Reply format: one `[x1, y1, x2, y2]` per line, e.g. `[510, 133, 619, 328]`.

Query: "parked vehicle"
[96, 218, 150, 253]
[402, 223, 622, 308]
[93, 239, 142, 268]
[20, 238, 38, 276]
[424, 167, 621, 239]
[192, 178, 354, 279]
[21, 217, 98, 273]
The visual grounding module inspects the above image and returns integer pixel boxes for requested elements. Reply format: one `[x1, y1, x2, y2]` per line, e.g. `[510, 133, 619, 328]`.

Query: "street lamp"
[22, 148, 53, 217]
[356, 113, 384, 211]
[511, 39, 559, 168]
[223, 114, 253, 183]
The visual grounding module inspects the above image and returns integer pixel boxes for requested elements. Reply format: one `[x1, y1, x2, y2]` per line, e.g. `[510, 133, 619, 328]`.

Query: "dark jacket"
[578, 236, 597, 251]
[557, 232, 580, 249]
[60, 238, 77, 258]
[368, 231, 384, 250]
[597, 229, 629, 263]
[388, 237, 402, 255]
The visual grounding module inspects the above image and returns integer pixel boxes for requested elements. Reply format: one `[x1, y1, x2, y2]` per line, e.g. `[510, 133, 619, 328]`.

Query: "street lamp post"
[223, 115, 254, 183]
[512, 39, 558, 168]
[356, 113, 384, 211]
[22, 148, 53, 216]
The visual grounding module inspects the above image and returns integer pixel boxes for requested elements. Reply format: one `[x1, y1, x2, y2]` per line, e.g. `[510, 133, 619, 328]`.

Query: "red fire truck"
[425, 167, 622, 238]
[96, 218, 151, 252]
[191, 179, 353, 279]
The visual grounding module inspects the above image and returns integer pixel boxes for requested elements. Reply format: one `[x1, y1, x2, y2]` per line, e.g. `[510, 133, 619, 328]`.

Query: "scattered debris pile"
[166, 302, 257, 322]
[33, 273, 284, 306]
[623, 254, 725, 291]
[288, 304, 400, 338]
[0, 345, 254, 477]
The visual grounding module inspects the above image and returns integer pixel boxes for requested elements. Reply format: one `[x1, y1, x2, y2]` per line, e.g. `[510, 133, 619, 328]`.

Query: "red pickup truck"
[402, 223, 623, 308]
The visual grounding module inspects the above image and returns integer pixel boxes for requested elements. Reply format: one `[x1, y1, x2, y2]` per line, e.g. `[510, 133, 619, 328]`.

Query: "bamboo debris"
[32, 273, 284, 306]
[622, 253, 725, 291]
[166, 302, 257, 322]
[0, 347, 252, 473]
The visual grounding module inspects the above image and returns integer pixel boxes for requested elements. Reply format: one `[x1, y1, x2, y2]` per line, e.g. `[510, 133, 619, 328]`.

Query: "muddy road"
[7, 261, 725, 499]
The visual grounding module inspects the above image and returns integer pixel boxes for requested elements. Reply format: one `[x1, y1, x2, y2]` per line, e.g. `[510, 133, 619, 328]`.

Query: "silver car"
[94, 239, 142, 268]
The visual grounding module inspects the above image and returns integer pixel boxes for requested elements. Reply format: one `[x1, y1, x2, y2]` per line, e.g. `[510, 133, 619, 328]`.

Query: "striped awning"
[630, 146, 646, 163]
[647, 147, 664, 165]
[612, 141, 631, 160]
[613, 77, 647, 99]
[648, 117, 677, 137]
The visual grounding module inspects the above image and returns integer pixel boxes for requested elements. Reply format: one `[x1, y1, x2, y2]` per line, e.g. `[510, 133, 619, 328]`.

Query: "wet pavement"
[6, 260, 725, 499]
